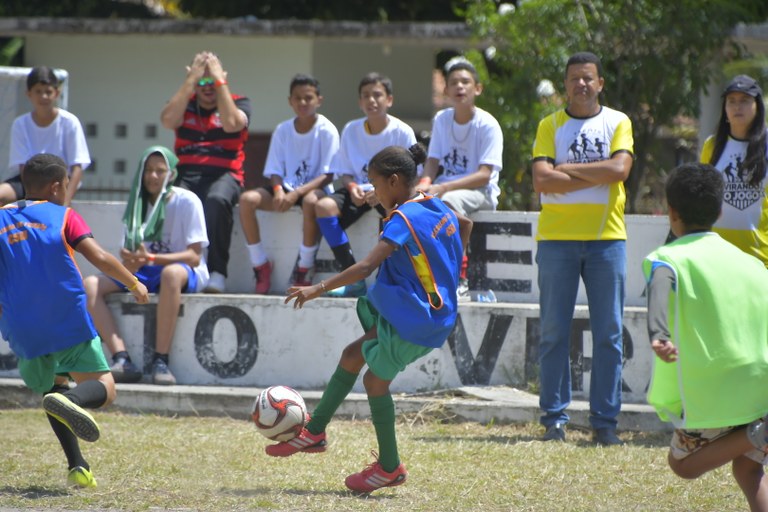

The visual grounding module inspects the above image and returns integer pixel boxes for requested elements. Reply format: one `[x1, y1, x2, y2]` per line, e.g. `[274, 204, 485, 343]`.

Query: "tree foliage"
[176, 0, 467, 21]
[0, 0, 155, 17]
[465, 0, 768, 211]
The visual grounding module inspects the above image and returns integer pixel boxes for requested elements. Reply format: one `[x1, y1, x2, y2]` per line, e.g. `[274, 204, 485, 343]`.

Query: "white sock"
[298, 243, 319, 269]
[247, 243, 269, 267]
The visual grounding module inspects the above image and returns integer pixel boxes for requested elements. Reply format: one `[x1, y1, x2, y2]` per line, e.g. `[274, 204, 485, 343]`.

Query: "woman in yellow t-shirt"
[700, 75, 768, 265]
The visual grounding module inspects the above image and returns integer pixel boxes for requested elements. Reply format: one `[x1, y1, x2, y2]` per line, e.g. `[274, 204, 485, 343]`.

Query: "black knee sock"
[63, 380, 108, 409]
[45, 385, 87, 470]
[331, 242, 356, 271]
[47, 413, 88, 470]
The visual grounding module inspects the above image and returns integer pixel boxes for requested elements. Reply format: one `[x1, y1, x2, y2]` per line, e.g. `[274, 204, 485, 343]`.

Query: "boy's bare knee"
[99, 374, 117, 406]
[363, 370, 390, 396]
[668, 456, 705, 480]
[339, 342, 365, 373]
[315, 197, 336, 217]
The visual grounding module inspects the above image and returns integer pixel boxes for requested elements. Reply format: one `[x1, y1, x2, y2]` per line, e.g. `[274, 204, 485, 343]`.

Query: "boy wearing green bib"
[645, 162, 768, 511]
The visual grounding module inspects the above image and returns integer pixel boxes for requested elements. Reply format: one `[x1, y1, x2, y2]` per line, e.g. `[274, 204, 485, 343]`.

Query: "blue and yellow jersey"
[368, 195, 463, 349]
[533, 107, 633, 241]
[700, 135, 768, 266]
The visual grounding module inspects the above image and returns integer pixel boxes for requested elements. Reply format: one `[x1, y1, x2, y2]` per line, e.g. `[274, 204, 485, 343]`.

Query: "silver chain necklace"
[451, 116, 472, 144]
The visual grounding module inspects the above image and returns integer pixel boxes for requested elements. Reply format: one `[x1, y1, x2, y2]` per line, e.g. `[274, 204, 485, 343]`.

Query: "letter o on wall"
[194, 306, 258, 378]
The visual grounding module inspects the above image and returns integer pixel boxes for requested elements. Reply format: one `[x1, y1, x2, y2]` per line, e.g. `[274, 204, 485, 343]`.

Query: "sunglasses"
[197, 77, 215, 87]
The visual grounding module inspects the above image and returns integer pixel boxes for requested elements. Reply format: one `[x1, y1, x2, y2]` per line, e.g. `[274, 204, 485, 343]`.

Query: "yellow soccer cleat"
[42, 393, 100, 442]
[67, 466, 97, 488]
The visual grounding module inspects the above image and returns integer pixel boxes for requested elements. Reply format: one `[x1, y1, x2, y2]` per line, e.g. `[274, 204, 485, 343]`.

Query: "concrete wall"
[0, 202, 669, 402]
[65, 202, 668, 306]
[0, 297, 654, 402]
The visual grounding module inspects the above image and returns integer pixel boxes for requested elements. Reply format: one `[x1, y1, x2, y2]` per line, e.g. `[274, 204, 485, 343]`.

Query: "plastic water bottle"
[476, 289, 497, 303]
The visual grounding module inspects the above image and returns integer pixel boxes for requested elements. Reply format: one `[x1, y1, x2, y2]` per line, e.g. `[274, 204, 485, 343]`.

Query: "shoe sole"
[265, 439, 327, 457]
[43, 394, 100, 443]
[112, 371, 143, 384]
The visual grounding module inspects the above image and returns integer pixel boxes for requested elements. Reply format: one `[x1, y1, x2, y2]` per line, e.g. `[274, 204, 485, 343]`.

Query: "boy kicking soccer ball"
[275, 143, 470, 494]
[0, 154, 148, 487]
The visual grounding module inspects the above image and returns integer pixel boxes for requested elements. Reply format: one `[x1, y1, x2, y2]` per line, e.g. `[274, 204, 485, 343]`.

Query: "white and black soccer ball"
[251, 385, 308, 442]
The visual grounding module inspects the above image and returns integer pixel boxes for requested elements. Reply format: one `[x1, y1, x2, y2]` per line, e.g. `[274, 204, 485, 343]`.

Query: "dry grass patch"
[0, 408, 748, 511]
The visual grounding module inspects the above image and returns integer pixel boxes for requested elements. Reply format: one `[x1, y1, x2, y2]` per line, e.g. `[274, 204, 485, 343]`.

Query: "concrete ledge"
[0, 297, 657, 401]
[0, 378, 670, 432]
[70, 203, 668, 305]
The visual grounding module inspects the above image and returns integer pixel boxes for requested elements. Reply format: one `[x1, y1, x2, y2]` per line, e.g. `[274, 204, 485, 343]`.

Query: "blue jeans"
[536, 240, 626, 430]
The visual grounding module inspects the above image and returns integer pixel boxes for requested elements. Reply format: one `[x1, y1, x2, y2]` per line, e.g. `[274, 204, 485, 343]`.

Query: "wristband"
[346, 181, 358, 193]
[273, 184, 283, 193]
[127, 276, 140, 291]
[214, 79, 228, 88]
[419, 177, 432, 186]
[147, 253, 156, 265]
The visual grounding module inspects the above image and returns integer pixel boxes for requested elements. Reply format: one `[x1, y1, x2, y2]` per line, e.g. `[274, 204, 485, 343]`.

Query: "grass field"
[0, 407, 749, 511]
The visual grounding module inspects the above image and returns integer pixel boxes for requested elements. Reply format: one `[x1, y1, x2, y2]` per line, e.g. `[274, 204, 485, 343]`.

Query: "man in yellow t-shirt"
[531, 51, 634, 445]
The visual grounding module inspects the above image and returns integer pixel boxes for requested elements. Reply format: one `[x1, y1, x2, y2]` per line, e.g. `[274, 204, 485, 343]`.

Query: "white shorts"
[670, 426, 768, 465]
[438, 188, 493, 217]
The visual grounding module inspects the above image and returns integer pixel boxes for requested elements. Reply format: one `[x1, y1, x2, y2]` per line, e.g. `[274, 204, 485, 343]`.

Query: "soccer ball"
[251, 385, 308, 442]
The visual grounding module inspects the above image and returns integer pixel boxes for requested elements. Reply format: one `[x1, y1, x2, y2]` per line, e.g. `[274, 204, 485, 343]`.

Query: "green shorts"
[357, 296, 433, 381]
[17, 337, 109, 394]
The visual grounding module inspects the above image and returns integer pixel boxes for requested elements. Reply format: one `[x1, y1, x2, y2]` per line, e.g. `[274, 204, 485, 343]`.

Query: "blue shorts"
[111, 263, 198, 293]
[17, 337, 109, 394]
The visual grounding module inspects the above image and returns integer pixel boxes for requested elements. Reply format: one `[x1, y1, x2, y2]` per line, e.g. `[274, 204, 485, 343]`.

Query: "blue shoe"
[152, 359, 177, 386]
[326, 280, 366, 298]
[110, 356, 142, 383]
[68, 466, 97, 488]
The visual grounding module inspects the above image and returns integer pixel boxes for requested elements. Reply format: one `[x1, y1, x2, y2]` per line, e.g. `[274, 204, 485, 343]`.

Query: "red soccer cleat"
[344, 452, 408, 493]
[265, 428, 326, 457]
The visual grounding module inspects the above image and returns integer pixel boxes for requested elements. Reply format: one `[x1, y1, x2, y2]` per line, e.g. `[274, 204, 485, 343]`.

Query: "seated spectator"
[416, 58, 504, 302]
[2, 66, 91, 206]
[314, 72, 416, 297]
[238, 73, 339, 293]
[160, 51, 250, 293]
[84, 146, 209, 385]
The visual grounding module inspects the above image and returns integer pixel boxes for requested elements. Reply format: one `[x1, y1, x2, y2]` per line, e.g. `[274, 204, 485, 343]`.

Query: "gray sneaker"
[152, 359, 177, 386]
[110, 357, 142, 383]
[542, 422, 566, 442]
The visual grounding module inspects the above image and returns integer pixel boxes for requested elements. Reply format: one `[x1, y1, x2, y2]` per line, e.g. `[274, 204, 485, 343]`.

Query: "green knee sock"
[369, 393, 399, 473]
[306, 366, 358, 435]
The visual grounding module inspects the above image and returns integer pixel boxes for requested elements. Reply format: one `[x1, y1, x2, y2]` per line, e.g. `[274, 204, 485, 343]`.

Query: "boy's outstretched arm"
[285, 239, 395, 309]
[76, 237, 149, 303]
